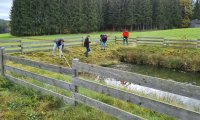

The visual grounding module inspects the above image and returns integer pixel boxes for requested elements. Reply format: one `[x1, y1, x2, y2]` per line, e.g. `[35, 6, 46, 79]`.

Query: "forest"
[10, 0, 200, 36]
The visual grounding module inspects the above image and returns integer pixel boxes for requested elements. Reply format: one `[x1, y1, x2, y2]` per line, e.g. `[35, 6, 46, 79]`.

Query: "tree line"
[0, 19, 10, 33]
[10, 0, 200, 36]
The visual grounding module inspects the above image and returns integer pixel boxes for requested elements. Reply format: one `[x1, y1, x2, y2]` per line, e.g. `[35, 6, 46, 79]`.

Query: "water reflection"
[102, 63, 200, 112]
[110, 63, 200, 86]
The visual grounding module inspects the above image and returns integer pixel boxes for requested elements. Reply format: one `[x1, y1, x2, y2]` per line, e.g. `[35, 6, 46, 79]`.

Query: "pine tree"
[10, 0, 192, 36]
[193, 0, 200, 19]
[180, 0, 193, 27]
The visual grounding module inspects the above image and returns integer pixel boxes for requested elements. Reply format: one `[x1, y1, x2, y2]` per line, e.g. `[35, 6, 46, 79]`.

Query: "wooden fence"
[115, 37, 200, 48]
[1, 37, 200, 54]
[0, 36, 116, 54]
[0, 47, 200, 120]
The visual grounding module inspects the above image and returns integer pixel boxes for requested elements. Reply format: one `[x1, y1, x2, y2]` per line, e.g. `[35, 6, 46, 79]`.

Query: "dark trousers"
[85, 47, 91, 57]
[123, 37, 128, 45]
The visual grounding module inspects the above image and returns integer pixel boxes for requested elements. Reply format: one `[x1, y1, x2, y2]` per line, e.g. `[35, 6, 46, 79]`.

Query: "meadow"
[1, 28, 200, 119]
[0, 28, 200, 41]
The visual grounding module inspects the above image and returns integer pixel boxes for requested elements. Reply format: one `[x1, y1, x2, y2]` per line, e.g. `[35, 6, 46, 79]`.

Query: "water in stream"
[111, 63, 200, 86]
[103, 63, 200, 112]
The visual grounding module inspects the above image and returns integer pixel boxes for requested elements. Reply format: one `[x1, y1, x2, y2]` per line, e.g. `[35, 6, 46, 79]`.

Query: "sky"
[0, 0, 13, 20]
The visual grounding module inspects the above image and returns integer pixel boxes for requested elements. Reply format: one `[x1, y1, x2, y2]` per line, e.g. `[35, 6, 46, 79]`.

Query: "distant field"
[0, 28, 200, 41]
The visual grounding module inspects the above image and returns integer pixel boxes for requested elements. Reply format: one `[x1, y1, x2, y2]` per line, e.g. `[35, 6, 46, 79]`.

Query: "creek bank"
[114, 46, 200, 72]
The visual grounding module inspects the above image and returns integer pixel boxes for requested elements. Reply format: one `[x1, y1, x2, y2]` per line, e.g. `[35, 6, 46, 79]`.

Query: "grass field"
[0, 28, 200, 41]
[1, 28, 200, 119]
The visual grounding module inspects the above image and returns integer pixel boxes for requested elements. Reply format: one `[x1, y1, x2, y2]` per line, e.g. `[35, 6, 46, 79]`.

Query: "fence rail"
[77, 62, 200, 100]
[74, 93, 144, 120]
[5, 74, 74, 105]
[5, 65, 72, 91]
[4, 55, 72, 75]
[115, 37, 200, 48]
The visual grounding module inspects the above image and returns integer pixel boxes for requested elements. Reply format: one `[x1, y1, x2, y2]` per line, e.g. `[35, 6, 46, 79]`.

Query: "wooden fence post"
[72, 58, 79, 105]
[135, 37, 138, 45]
[0, 47, 5, 76]
[197, 39, 200, 48]
[19, 40, 23, 54]
[82, 37, 84, 46]
[115, 36, 117, 44]
[163, 38, 166, 46]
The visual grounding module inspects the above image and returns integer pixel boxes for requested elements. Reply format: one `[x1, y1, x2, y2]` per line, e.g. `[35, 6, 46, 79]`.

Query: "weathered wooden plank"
[74, 78, 200, 120]
[166, 45, 196, 48]
[63, 40, 82, 43]
[23, 45, 52, 49]
[0, 48, 5, 76]
[5, 49, 21, 53]
[23, 49, 51, 53]
[137, 37, 164, 39]
[5, 74, 74, 105]
[137, 42, 162, 45]
[0, 45, 21, 48]
[166, 40, 197, 42]
[74, 93, 144, 120]
[65, 43, 82, 46]
[78, 62, 200, 100]
[165, 42, 197, 44]
[137, 40, 164, 42]
[115, 37, 137, 41]
[116, 39, 122, 41]
[4, 55, 73, 75]
[22, 41, 52, 44]
[5, 65, 72, 91]
[0, 40, 21, 43]
[128, 40, 137, 42]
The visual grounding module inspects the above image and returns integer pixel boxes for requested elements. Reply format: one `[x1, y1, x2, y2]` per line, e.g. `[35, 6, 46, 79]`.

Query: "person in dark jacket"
[52, 38, 64, 58]
[100, 34, 107, 50]
[84, 35, 91, 57]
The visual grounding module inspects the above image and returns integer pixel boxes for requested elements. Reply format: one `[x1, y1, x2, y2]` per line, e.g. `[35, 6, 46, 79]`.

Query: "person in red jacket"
[122, 30, 129, 45]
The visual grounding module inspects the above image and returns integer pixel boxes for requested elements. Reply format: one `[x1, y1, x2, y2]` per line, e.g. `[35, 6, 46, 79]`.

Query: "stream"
[101, 63, 200, 112]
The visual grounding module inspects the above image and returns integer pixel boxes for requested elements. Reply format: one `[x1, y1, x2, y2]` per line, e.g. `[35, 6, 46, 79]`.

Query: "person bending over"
[52, 38, 64, 58]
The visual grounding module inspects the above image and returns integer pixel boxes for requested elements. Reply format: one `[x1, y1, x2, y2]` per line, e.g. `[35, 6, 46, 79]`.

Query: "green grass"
[0, 76, 117, 120]
[1, 28, 200, 41]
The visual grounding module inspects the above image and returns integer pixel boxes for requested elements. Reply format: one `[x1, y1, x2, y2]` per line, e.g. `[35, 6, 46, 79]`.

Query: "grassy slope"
[0, 28, 200, 40]
[0, 76, 117, 120]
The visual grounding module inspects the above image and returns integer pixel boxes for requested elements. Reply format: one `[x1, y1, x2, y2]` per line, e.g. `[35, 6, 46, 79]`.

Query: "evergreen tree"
[180, 0, 193, 27]
[193, 0, 200, 19]
[10, 0, 192, 36]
